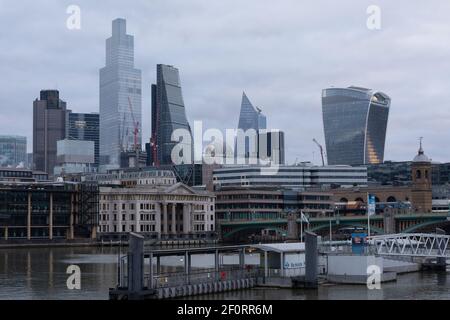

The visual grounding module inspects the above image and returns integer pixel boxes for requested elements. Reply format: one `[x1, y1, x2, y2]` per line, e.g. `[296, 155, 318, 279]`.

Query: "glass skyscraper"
[151, 64, 192, 166]
[100, 18, 142, 169]
[322, 86, 391, 165]
[0, 135, 27, 167]
[66, 112, 99, 167]
[236, 92, 267, 161]
[237, 92, 267, 132]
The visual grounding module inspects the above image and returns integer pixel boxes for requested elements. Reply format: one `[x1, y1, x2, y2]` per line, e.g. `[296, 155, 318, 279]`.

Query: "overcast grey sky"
[1, 0, 450, 164]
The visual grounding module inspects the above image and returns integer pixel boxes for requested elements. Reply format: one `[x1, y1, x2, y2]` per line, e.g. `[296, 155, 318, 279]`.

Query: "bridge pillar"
[305, 231, 318, 289]
[239, 248, 245, 269]
[127, 232, 144, 299]
[383, 210, 395, 234]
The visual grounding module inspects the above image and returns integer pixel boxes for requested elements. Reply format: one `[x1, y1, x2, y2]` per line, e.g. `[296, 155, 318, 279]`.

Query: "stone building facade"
[93, 169, 216, 239]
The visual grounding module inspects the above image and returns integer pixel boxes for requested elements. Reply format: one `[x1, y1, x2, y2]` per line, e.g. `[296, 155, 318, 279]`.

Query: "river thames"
[0, 246, 449, 300]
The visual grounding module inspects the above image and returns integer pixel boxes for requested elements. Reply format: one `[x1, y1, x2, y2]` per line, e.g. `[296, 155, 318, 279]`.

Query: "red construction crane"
[127, 97, 140, 152]
[127, 96, 141, 168]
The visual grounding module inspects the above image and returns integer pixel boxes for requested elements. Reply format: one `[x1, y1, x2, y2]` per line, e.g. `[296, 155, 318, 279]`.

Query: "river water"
[0, 246, 449, 300]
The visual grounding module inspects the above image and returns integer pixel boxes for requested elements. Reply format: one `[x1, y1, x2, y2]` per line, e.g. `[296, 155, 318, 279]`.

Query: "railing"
[118, 255, 264, 290]
[148, 267, 264, 289]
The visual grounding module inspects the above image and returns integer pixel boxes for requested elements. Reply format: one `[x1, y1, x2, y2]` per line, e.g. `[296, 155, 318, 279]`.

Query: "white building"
[93, 169, 216, 239]
[213, 164, 368, 190]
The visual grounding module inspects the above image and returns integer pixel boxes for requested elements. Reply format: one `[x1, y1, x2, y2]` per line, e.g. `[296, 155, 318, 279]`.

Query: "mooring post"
[215, 249, 219, 280]
[128, 232, 144, 298]
[149, 252, 154, 290]
[305, 231, 318, 289]
[184, 251, 190, 284]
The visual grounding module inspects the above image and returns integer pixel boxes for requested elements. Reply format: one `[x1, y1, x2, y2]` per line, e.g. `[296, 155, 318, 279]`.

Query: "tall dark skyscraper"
[33, 90, 67, 174]
[322, 86, 391, 165]
[151, 64, 192, 166]
[100, 18, 142, 169]
[66, 112, 100, 167]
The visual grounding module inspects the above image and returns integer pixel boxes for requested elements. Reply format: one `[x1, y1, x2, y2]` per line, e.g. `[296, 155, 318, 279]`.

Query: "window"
[416, 170, 421, 179]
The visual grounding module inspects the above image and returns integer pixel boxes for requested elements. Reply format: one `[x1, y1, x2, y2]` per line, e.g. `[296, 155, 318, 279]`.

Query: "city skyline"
[2, 1, 450, 164]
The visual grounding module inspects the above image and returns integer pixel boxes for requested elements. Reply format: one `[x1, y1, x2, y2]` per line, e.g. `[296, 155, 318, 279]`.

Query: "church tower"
[411, 139, 432, 213]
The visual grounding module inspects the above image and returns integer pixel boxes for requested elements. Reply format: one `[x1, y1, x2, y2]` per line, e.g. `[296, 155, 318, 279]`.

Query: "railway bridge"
[218, 212, 450, 242]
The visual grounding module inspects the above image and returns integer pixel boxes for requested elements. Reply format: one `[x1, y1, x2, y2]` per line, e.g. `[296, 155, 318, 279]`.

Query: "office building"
[322, 86, 390, 165]
[237, 92, 267, 133]
[236, 92, 267, 162]
[33, 90, 67, 175]
[0, 182, 98, 241]
[0, 135, 27, 167]
[257, 130, 285, 165]
[100, 18, 142, 169]
[151, 64, 192, 166]
[54, 140, 96, 176]
[0, 168, 48, 183]
[213, 164, 368, 190]
[216, 188, 334, 221]
[66, 112, 99, 167]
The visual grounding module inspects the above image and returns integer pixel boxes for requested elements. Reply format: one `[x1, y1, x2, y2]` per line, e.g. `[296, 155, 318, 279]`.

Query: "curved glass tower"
[152, 64, 192, 165]
[322, 86, 390, 165]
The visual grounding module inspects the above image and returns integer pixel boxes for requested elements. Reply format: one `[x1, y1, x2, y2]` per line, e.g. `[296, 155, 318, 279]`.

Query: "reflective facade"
[238, 92, 267, 132]
[0, 135, 27, 168]
[100, 18, 142, 169]
[322, 86, 390, 165]
[236, 92, 267, 161]
[151, 64, 192, 165]
[66, 112, 99, 167]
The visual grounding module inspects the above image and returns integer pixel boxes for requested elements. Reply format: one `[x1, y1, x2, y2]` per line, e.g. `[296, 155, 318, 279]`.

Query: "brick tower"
[411, 138, 432, 213]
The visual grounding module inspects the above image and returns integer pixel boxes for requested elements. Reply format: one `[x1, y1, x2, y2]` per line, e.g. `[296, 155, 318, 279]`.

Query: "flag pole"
[367, 192, 370, 238]
[300, 211, 303, 242]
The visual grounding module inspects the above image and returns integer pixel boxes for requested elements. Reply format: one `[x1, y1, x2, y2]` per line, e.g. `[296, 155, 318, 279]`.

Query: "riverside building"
[88, 169, 216, 240]
[213, 164, 368, 190]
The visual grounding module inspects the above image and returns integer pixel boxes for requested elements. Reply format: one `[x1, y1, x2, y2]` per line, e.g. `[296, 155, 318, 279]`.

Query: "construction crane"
[313, 138, 325, 166]
[127, 97, 141, 167]
[119, 112, 127, 152]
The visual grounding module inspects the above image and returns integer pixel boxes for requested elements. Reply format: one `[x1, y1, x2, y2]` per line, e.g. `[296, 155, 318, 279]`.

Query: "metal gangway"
[369, 233, 450, 258]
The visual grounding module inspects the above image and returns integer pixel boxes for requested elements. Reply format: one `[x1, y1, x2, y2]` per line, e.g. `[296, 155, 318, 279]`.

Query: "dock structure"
[109, 233, 319, 300]
[110, 234, 265, 300]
